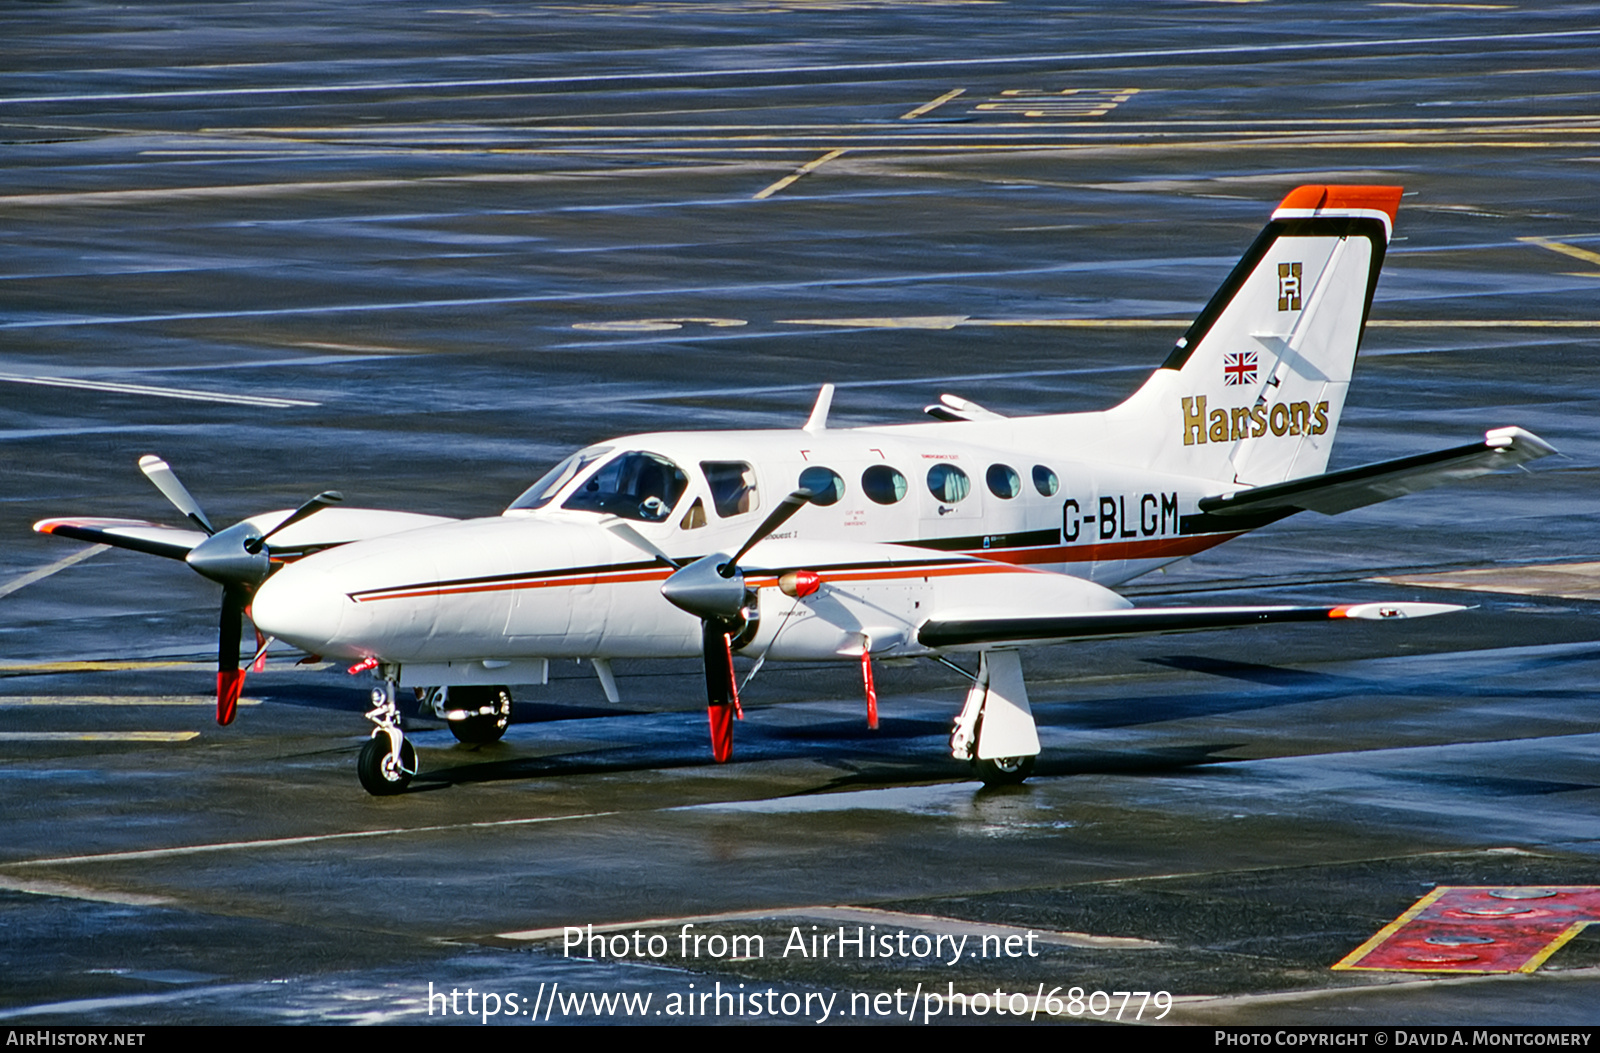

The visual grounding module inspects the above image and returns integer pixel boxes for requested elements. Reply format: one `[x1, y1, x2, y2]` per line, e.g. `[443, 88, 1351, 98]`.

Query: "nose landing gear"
[358, 680, 416, 795]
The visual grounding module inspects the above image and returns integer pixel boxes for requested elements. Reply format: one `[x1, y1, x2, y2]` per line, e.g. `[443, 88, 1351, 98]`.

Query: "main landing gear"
[949, 650, 1042, 787]
[418, 685, 513, 744]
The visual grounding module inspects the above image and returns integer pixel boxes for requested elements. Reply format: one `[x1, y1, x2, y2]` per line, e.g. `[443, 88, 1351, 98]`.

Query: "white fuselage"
[250, 419, 1238, 679]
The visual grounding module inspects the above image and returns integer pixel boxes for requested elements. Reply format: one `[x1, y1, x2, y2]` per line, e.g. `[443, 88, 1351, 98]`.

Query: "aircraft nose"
[252, 564, 354, 658]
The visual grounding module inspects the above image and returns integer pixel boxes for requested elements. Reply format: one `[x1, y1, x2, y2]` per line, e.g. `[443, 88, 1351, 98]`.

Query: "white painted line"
[0, 28, 1594, 104]
[795, 906, 1161, 949]
[500, 908, 800, 941]
[0, 875, 175, 907]
[498, 905, 1159, 949]
[0, 545, 108, 601]
[3, 810, 621, 868]
[0, 373, 318, 407]
[0, 984, 265, 1023]
[605, 364, 1150, 403]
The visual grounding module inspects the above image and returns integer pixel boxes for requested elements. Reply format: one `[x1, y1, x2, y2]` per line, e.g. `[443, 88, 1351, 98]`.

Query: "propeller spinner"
[658, 488, 814, 762]
[138, 455, 341, 725]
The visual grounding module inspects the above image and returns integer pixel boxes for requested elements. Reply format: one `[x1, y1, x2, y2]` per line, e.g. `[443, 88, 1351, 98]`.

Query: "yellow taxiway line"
[1520, 236, 1600, 275]
[752, 148, 847, 199]
[0, 661, 214, 675]
[899, 88, 966, 121]
[0, 732, 201, 743]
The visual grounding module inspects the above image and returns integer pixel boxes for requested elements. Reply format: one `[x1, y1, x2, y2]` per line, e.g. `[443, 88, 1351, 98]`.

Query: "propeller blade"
[250, 490, 343, 552]
[217, 586, 247, 725]
[702, 620, 740, 763]
[138, 455, 215, 535]
[728, 488, 813, 570]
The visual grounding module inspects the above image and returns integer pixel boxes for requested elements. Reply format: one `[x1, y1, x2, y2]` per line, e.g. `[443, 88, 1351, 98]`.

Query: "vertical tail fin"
[1108, 185, 1402, 485]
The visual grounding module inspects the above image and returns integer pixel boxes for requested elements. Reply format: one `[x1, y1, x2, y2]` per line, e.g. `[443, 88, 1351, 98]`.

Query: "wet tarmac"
[2, 0, 1599, 1028]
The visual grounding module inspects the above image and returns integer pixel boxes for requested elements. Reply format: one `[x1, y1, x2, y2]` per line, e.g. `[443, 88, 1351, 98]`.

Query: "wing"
[33, 517, 208, 561]
[1199, 426, 1555, 520]
[918, 601, 1462, 650]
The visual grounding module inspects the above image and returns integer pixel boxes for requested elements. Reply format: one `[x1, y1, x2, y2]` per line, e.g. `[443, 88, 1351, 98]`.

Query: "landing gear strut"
[949, 650, 1041, 787]
[358, 680, 415, 795]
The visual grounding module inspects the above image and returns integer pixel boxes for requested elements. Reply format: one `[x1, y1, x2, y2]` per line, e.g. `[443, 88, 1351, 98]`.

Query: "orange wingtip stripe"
[1328, 605, 1352, 619]
[1276, 185, 1403, 224]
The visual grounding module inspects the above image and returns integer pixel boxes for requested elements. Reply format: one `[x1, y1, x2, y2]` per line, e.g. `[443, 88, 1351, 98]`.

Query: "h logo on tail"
[1277, 262, 1303, 311]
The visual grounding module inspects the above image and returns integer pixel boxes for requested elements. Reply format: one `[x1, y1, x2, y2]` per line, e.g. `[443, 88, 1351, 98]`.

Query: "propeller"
[138, 455, 341, 725]
[659, 489, 814, 762]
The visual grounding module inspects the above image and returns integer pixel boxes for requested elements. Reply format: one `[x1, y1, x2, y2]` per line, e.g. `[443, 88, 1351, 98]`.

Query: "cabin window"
[562, 451, 688, 522]
[798, 466, 845, 506]
[700, 461, 759, 518]
[986, 464, 1021, 499]
[1032, 465, 1059, 497]
[861, 465, 908, 505]
[926, 463, 970, 503]
[506, 446, 612, 511]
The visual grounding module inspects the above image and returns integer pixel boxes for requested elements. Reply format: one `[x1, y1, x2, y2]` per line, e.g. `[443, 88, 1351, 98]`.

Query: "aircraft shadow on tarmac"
[396, 721, 1246, 793]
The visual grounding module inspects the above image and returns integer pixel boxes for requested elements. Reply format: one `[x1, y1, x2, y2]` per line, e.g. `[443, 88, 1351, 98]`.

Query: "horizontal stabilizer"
[1199, 426, 1556, 518]
[918, 601, 1462, 650]
[33, 517, 208, 561]
[924, 393, 1008, 423]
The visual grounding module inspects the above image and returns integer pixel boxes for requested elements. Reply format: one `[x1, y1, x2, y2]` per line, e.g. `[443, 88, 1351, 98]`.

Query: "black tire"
[446, 685, 513, 744]
[973, 755, 1035, 786]
[358, 735, 416, 795]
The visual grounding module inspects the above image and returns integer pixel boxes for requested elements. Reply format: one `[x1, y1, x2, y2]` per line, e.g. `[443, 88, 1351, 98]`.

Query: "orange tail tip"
[1274, 184, 1403, 226]
[217, 669, 245, 725]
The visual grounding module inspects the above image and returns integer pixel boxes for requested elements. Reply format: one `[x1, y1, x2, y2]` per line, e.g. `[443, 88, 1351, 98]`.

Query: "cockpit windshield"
[506, 446, 612, 511]
[561, 450, 689, 523]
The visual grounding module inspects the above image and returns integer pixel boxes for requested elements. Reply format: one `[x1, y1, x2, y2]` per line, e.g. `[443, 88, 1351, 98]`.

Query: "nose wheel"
[358, 734, 416, 795]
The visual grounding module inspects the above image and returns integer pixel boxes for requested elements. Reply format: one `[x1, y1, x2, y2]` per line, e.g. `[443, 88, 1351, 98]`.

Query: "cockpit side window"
[700, 461, 760, 518]
[562, 451, 689, 523]
[507, 446, 612, 511]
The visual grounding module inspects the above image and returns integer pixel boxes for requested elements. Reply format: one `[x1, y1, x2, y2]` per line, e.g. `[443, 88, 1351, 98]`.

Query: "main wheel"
[445, 685, 513, 744]
[358, 735, 416, 795]
[974, 755, 1035, 786]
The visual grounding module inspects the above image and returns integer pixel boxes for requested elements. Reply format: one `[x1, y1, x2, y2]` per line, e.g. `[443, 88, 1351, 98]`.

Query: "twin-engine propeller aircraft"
[36, 185, 1555, 794]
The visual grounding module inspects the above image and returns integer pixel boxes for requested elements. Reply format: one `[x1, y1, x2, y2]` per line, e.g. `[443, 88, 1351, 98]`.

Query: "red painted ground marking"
[1334, 886, 1600, 974]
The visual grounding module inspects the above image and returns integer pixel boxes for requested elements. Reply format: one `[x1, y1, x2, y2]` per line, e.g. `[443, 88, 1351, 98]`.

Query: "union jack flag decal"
[1223, 351, 1257, 386]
